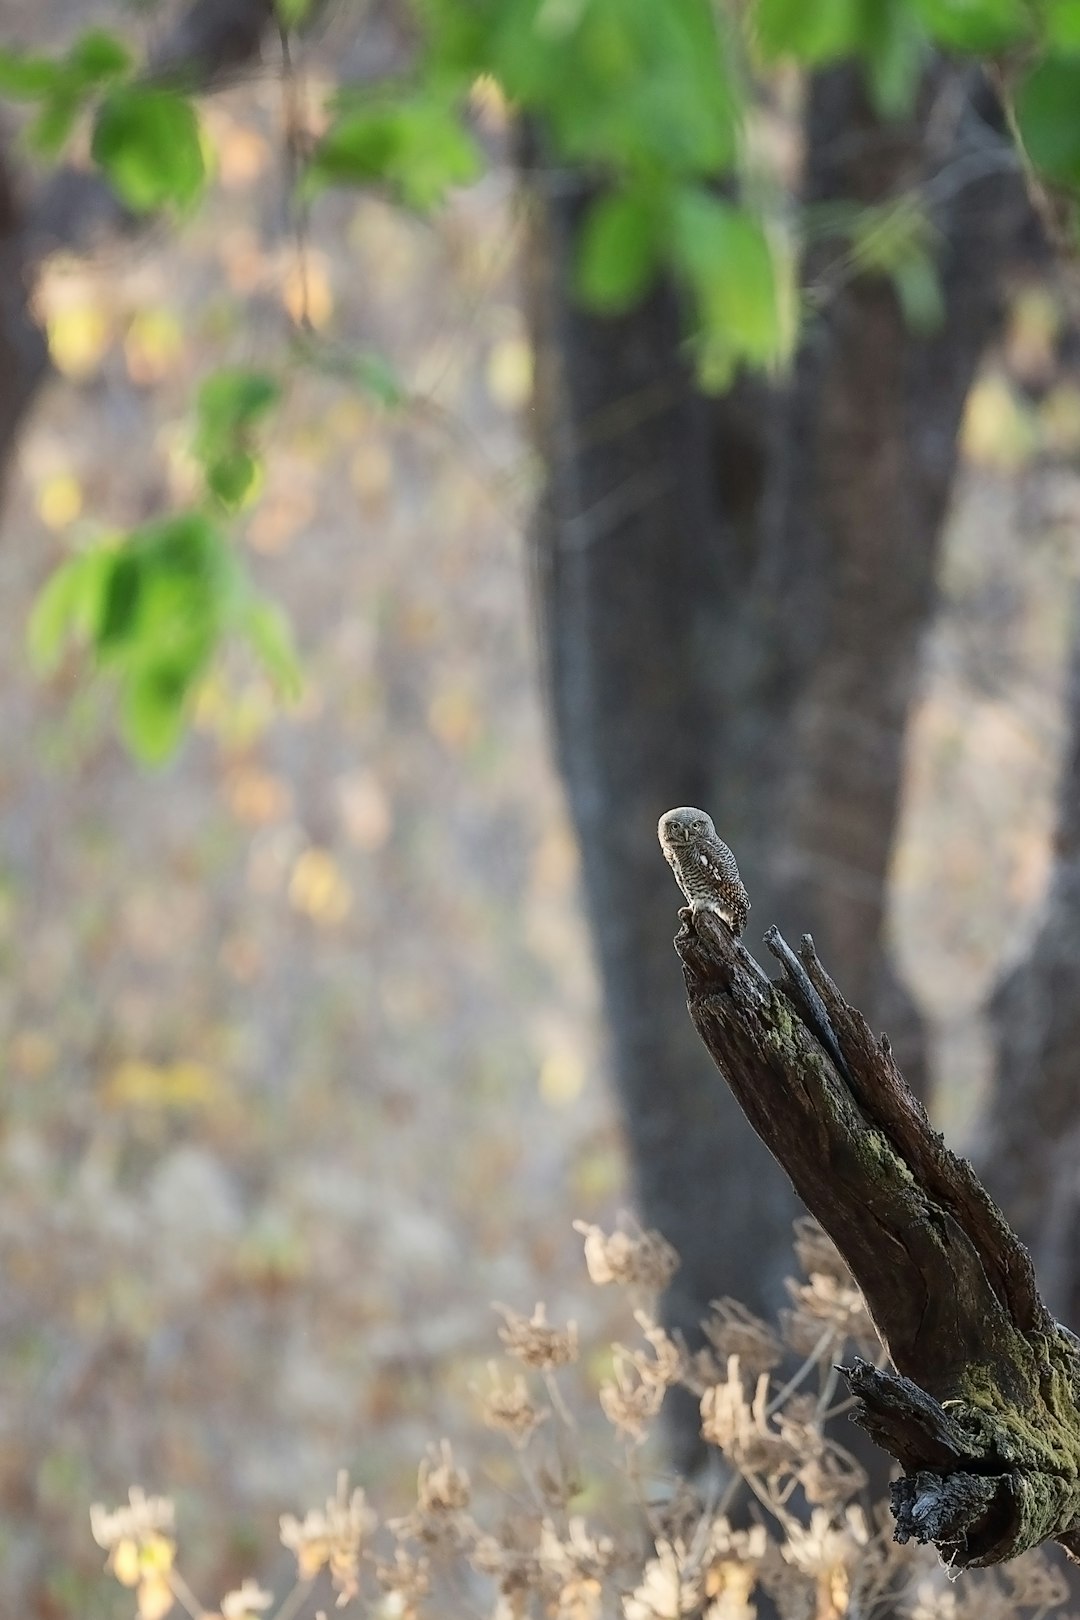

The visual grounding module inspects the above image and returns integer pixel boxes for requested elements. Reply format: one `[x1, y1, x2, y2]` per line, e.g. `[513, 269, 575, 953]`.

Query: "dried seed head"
[90, 1489, 176, 1552]
[781, 1504, 869, 1580]
[481, 1362, 550, 1448]
[389, 1441, 475, 1553]
[496, 1302, 579, 1369]
[90, 1489, 178, 1620]
[574, 1217, 679, 1292]
[705, 1519, 769, 1565]
[623, 1539, 699, 1620]
[782, 1270, 877, 1357]
[631, 1312, 683, 1387]
[279, 1470, 376, 1599]
[470, 1525, 541, 1600]
[417, 1440, 471, 1515]
[220, 1578, 274, 1620]
[599, 1347, 665, 1443]
[1002, 1550, 1070, 1610]
[792, 1216, 851, 1287]
[537, 1515, 615, 1620]
[374, 1547, 431, 1620]
[703, 1298, 783, 1378]
[699, 1359, 800, 1476]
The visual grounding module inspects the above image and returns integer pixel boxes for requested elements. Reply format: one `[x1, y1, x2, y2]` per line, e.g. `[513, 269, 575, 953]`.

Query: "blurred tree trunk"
[521, 64, 1032, 1466]
[759, 66, 1034, 1083]
[522, 146, 798, 1461]
[0, 142, 49, 503]
[981, 607, 1080, 1331]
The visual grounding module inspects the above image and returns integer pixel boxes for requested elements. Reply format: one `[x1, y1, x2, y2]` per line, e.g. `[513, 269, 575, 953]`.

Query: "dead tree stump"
[674, 908, 1080, 1568]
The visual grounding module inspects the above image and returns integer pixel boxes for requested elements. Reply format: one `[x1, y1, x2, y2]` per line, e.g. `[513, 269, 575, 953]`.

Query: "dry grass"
[89, 1218, 1075, 1620]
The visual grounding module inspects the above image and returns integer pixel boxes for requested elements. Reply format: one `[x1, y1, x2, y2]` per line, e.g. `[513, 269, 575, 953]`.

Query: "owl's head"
[657, 806, 716, 846]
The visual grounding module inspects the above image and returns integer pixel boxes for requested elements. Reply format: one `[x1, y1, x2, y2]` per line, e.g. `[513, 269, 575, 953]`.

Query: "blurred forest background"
[4, 0, 1080, 1615]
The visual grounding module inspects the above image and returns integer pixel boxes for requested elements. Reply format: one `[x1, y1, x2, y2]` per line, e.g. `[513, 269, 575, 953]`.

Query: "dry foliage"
[89, 1215, 1079, 1620]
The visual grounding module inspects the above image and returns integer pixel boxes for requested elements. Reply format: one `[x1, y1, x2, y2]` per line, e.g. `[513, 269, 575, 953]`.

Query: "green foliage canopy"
[2, 0, 1078, 758]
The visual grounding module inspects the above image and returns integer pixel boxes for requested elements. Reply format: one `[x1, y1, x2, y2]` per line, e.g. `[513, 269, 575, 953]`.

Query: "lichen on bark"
[674, 907, 1080, 1568]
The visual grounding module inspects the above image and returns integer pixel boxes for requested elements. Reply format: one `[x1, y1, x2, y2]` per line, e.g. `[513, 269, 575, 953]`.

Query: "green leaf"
[311, 108, 397, 184]
[27, 551, 109, 672]
[350, 352, 407, 408]
[1016, 56, 1080, 187]
[891, 252, 945, 332]
[1046, 0, 1080, 49]
[0, 31, 133, 160]
[576, 189, 662, 312]
[30, 512, 299, 763]
[755, 0, 928, 113]
[197, 369, 281, 438]
[28, 91, 82, 157]
[205, 451, 260, 510]
[755, 0, 867, 61]
[843, 194, 944, 328]
[0, 48, 66, 98]
[92, 86, 205, 211]
[194, 368, 281, 509]
[309, 92, 481, 210]
[91, 517, 225, 760]
[97, 551, 143, 650]
[850, 196, 931, 273]
[913, 0, 1028, 51]
[671, 189, 781, 377]
[121, 667, 188, 762]
[863, 3, 927, 117]
[275, 0, 316, 25]
[241, 599, 303, 698]
[487, 0, 736, 174]
[68, 29, 132, 85]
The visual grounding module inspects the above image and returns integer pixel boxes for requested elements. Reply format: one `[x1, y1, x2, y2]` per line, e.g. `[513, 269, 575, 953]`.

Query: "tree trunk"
[0, 142, 50, 502]
[675, 909, 1080, 1569]
[756, 66, 1034, 1089]
[521, 135, 800, 1466]
[520, 64, 1034, 1465]
[982, 599, 1080, 1329]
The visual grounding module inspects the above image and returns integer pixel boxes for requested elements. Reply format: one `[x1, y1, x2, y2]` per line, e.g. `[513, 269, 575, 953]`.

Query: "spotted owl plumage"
[657, 806, 750, 937]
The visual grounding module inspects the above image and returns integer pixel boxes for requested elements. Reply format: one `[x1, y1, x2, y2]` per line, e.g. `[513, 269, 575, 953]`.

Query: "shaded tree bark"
[982, 598, 1080, 1330]
[746, 66, 1034, 1083]
[521, 64, 1035, 1464]
[522, 146, 799, 1461]
[0, 142, 50, 505]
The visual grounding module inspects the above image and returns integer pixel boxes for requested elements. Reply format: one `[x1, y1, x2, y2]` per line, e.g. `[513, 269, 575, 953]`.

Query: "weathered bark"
[982, 601, 1080, 1330]
[521, 62, 1034, 1465]
[676, 907, 1080, 1568]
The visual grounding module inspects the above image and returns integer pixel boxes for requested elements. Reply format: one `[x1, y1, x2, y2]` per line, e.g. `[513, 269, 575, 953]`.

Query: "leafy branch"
[4, 0, 1080, 760]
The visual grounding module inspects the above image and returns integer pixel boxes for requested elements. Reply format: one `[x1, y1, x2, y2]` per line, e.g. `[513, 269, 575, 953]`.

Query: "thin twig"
[278, 21, 313, 335]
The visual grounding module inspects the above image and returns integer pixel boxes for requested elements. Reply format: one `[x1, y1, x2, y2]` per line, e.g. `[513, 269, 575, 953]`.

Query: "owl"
[657, 806, 750, 937]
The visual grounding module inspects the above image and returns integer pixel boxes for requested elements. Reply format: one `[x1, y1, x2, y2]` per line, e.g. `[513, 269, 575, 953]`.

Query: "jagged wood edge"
[674, 907, 1080, 1568]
